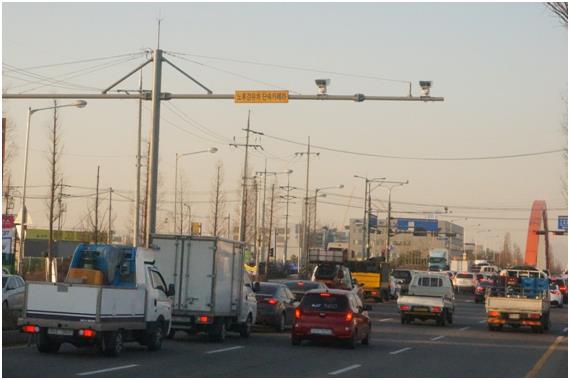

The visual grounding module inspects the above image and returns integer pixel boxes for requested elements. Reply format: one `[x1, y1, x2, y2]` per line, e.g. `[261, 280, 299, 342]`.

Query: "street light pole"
[18, 100, 87, 274]
[312, 184, 343, 252]
[354, 175, 385, 260]
[376, 180, 409, 262]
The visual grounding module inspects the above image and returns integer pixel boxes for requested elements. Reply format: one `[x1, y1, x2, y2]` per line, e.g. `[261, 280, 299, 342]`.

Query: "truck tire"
[275, 313, 286, 333]
[400, 315, 407, 324]
[146, 325, 163, 351]
[239, 314, 252, 338]
[208, 319, 227, 342]
[436, 314, 446, 327]
[166, 329, 176, 339]
[102, 331, 124, 357]
[446, 311, 453, 324]
[37, 330, 61, 354]
[542, 314, 550, 332]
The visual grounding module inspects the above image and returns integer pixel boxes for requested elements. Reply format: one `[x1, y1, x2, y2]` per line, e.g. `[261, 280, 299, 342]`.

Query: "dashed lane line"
[390, 347, 412, 355]
[77, 364, 139, 376]
[430, 335, 445, 341]
[459, 326, 471, 331]
[478, 319, 486, 324]
[328, 364, 362, 375]
[205, 346, 244, 354]
[378, 318, 393, 322]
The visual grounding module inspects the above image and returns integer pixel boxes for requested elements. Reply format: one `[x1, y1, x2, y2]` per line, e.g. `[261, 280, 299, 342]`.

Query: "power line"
[17, 52, 145, 71]
[260, 132, 565, 161]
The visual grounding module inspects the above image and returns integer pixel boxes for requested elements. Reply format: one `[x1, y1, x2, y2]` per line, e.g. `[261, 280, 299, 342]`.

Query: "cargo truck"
[18, 244, 173, 356]
[151, 235, 257, 342]
[486, 272, 550, 333]
[428, 249, 449, 271]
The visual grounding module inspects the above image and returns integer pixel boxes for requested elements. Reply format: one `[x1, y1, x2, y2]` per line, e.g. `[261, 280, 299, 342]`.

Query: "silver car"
[2, 275, 26, 310]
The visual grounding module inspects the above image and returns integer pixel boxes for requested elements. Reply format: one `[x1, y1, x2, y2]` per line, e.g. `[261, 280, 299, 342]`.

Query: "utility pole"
[213, 164, 221, 236]
[379, 180, 409, 262]
[226, 212, 231, 239]
[133, 69, 143, 247]
[108, 187, 113, 244]
[141, 140, 150, 246]
[229, 111, 262, 244]
[367, 182, 372, 258]
[280, 171, 296, 264]
[296, 138, 319, 276]
[252, 177, 259, 267]
[94, 165, 100, 244]
[265, 183, 275, 278]
[256, 160, 269, 267]
[57, 180, 64, 236]
[354, 175, 385, 259]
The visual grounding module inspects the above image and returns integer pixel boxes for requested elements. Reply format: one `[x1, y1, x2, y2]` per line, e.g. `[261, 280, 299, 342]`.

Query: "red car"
[291, 289, 371, 349]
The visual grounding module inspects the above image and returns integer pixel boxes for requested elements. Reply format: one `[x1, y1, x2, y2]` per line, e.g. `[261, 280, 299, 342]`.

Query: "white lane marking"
[205, 345, 244, 354]
[77, 364, 139, 376]
[328, 364, 362, 375]
[430, 335, 445, 341]
[378, 318, 393, 322]
[478, 319, 486, 324]
[2, 345, 28, 350]
[459, 326, 471, 331]
[390, 347, 412, 355]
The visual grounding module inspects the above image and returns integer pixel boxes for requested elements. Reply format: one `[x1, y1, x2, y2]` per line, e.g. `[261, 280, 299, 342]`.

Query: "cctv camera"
[419, 81, 432, 97]
[315, 79, 331, 95]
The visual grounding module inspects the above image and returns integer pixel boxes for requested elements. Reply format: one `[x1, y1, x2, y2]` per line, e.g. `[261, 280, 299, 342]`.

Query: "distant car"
[552, 278, 567, 304]
[254, 282, 299, 332]
[2, 274, 25, 310]
[311, 263, 364, 302]
[291, 289, 371, 348]
[454, 272, 477, 294]
[283, 280, 328, 302]
[549, 283, 564, 308]
[474, 280, 493, 303]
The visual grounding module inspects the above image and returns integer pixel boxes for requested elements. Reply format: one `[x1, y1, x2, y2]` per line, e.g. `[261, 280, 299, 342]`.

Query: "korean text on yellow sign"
[234, 90, 289, 104]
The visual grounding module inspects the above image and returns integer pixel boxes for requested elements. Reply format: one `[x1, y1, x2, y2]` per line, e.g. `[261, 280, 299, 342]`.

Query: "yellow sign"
[191, 222, 202, 236]
[234, 90, 289, 104]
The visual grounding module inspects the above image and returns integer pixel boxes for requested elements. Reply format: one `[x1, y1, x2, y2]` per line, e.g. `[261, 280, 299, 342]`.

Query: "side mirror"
[253, 282, 260, 292]
[167, 284, 175, 297]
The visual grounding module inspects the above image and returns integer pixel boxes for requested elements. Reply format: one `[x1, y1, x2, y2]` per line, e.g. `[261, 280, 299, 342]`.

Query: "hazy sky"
[2, 3, 568, 266]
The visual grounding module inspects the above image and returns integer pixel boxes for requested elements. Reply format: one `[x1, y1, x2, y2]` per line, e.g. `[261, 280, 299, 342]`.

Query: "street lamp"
[173, 147, 217, 233]
[312, 184, 344, 250]
[18, 100, 87, 275]
[354, 175, 385, 259]
[375, 180, 409, 262]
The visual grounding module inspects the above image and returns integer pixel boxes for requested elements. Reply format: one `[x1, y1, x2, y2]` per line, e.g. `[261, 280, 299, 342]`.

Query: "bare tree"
[2, 115, 18, 214]
[499, 232, 513, 268]
[46, 102, 63, 281]
[546, 2, 568, 27]
[512, 243, 523, 266]
[208, 162, 226, 236]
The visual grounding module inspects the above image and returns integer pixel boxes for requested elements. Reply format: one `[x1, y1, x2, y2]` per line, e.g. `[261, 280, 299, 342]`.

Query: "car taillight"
[488, 311, 500, 317]
[528, 313, 541, 319]
[78, 328, 96, 338]
[295, 308, 301, 319]
[560, 286, 566, 292]
[399, 305, 410, 311]
[476, 287, 484, 292]
[21, 325, 39, 333]
[431, 306, 442, 313]
[267, 298, 278, 305]
[320, 293, 331, 297]
[345, 311, 353, 322]
[371, 291, 379, 296]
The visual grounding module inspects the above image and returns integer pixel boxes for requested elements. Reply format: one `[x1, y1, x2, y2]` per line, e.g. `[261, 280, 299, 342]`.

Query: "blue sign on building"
[369, 214, 378, 228]
[396, 218, 438, 233]
[558, 216, 568, 231]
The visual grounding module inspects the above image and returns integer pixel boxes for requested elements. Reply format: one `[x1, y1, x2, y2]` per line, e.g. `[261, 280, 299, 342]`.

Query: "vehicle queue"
[6, 242, 567, 356]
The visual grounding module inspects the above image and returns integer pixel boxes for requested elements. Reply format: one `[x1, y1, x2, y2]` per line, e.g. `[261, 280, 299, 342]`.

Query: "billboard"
[558, 216, 568, 231]
[396, 218, 439, 234]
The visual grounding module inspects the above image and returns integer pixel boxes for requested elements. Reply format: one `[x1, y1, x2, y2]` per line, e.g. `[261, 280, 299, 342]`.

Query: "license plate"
[414, 307, 429, 312]
[509, 314, 520, 320]
[47, 328, 73, 336]
[310, 328, 332, 335]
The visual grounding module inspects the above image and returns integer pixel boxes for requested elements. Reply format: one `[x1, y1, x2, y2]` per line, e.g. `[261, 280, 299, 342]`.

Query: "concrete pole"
[133, 70, 143, 247]
[303, 137, 311, 276]
[17, 108, 33, 273]
[283, 173, 291, 264]
[361, 179, 368, 260]
[239, 111, 251, 243]
[174, 153, 179, 234]
[108, 187, 113, 244]
[146, 48, 163, 247]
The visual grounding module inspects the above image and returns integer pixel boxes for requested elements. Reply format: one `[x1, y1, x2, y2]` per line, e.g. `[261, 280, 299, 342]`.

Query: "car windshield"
[285, 281, 322, 292]
[257, 284, 279, 295]
[300, 293, 348, 312]
[314, 264, 339, 280]
[457, 273, 473, 279]
[429, 257, 445, 263]
[555, 279, 566, 286]
[2, 277, 7, 287]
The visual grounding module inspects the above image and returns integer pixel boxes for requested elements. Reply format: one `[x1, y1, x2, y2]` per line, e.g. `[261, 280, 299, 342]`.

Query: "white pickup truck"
[19, 244, 173, 356]
[397, 271, 455, 326]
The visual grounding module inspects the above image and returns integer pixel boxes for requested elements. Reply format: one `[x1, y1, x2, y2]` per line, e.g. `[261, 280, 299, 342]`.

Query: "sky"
[2, 2, 568, 266]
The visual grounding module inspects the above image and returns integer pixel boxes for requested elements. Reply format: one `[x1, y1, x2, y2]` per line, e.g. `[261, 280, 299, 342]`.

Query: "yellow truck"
[346, 258, 392, 302]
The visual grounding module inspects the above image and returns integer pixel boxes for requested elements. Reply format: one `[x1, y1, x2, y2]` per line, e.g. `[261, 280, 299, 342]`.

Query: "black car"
[254, 282, 299, 332]
[282, 280, 328, 302]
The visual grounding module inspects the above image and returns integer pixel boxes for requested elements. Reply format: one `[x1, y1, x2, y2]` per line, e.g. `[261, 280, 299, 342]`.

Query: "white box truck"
[151, 235, 257, 342]
[18, 244, 173, 356]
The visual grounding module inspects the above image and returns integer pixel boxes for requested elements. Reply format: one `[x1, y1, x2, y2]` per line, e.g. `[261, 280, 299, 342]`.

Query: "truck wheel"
[542, 315, 550, 332]
[437, 314, 446, 327]
[400, 315, 407, 325]
[208, 320, 227, 342]
[37, 330, 60, 354]
[146, 325, 163, 351]
[166, 329, 176, 339]
[446, 311, 453, 324]
[239, 314, 252, 338]
[275, 313, 286, 333]
[102, 331, 124, 357]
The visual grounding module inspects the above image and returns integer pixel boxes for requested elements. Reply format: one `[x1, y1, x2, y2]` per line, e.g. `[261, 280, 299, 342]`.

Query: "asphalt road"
[2, 295, 567, 378]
